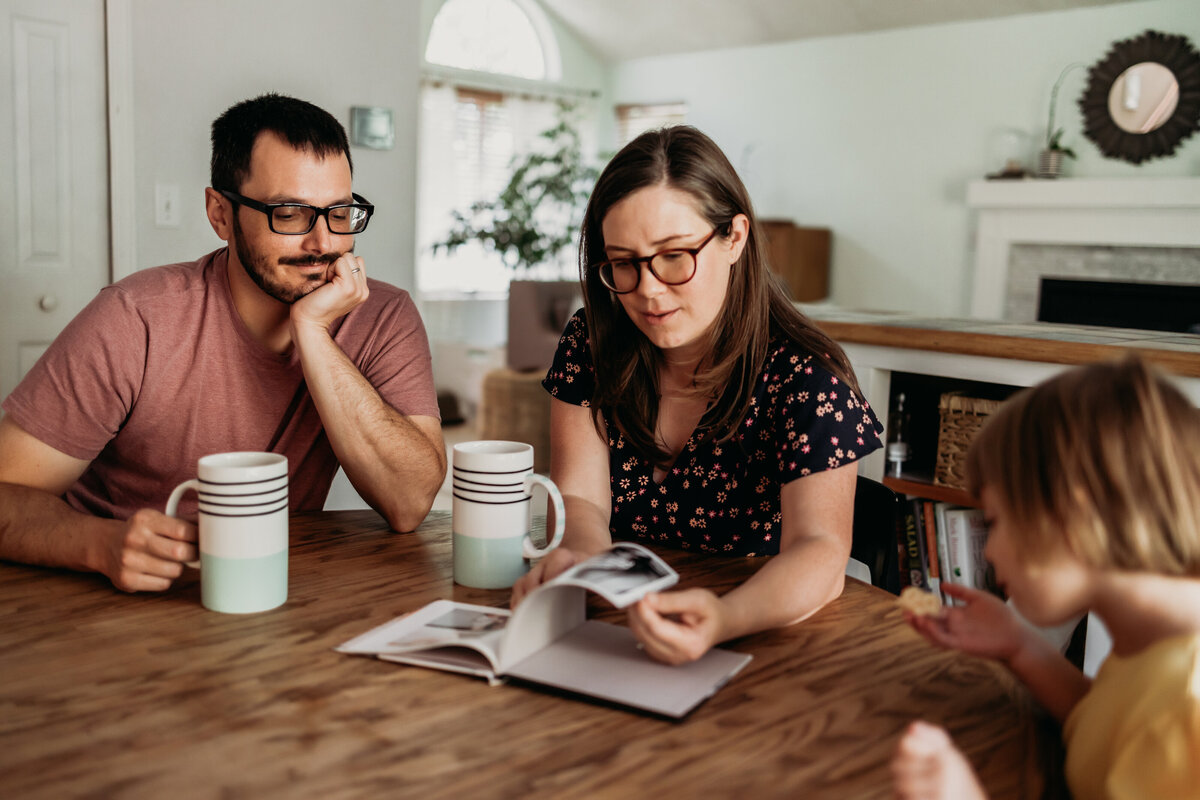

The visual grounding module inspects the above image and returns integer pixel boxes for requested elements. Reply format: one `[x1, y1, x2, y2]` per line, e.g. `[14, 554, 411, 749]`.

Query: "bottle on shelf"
[886, 392, 911, 478]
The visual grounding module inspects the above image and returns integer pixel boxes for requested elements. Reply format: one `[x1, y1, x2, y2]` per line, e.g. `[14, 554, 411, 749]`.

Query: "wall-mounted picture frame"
[350, 106, 395, 150]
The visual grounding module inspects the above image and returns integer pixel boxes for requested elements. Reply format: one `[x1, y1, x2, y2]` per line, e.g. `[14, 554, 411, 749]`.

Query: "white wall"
[129, 0, 423, 293]
[610, 0, 1200, 317]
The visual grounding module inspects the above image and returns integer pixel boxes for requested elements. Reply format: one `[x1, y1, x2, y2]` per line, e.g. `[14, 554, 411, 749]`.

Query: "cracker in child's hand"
[897, 586, 943, 617]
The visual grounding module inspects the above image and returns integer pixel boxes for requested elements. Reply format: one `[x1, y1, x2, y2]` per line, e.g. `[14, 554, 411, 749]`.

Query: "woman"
[512, 126, 883, 664]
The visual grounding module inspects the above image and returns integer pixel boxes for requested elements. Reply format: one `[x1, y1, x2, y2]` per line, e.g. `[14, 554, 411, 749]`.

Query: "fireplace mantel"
[966, 177, 1200, 318]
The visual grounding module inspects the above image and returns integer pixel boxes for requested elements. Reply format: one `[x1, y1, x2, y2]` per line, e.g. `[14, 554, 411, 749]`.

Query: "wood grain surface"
[813, 318, 1200, 378]
[0, 510, 1059, 799]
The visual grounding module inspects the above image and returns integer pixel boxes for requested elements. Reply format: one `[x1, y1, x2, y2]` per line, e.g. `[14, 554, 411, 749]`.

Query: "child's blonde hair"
[966, 355, 1200, 575]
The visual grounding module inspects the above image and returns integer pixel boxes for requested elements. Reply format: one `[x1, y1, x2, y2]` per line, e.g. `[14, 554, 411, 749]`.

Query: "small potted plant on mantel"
[1039, 129, 1078, 179]
[1038, 63, 1083, 178]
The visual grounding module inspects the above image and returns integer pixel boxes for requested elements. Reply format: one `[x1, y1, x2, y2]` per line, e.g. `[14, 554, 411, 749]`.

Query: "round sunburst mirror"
[1078, 30, 1200, 164]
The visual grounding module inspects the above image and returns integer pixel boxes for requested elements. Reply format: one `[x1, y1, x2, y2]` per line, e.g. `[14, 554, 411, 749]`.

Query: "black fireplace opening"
[1037, 278, 1200, 334]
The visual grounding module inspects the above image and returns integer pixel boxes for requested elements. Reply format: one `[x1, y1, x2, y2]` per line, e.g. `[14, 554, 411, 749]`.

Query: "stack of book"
[897, 500, 993, 604]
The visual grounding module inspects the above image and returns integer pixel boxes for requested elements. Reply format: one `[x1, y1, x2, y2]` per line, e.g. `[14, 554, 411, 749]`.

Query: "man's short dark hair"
[210, 93, 353, 192]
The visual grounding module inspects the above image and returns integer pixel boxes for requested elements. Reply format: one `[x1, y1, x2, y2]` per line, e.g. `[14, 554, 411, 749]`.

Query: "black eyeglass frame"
[218, 189, 374, 235]
[595, 227, 721, 294]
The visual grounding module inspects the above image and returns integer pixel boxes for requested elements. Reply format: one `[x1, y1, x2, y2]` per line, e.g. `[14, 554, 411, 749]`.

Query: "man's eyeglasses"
[595, 228, 720, 294]
[219, 189, 374, 235]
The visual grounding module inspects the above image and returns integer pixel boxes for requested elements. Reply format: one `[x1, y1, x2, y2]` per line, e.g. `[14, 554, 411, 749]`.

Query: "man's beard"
[231, 214, 344, 304]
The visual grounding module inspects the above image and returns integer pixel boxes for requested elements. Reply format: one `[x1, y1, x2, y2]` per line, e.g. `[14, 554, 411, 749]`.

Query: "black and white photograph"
[382, 607, 508, 651]
[426, 607, 509, 633]
[565, 543, 674, 600]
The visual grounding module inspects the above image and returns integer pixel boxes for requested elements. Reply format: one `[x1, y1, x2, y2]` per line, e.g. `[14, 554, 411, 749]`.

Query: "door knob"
[39, 295, 59, 312]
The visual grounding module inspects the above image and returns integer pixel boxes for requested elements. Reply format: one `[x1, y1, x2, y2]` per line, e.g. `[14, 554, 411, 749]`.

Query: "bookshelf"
[880, 370, 1016, 504]
[881, 476, 973, 507]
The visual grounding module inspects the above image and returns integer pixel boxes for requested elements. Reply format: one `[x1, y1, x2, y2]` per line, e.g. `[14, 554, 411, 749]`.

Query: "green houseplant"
[1038, 63, 1084, 178]
[432, 104, 599, 278]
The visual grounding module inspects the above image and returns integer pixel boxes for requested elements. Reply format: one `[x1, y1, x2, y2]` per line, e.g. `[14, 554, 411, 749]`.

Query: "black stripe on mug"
[452, 475, 524, 490]
[452, 466, 530, 476]
[451, 482, 525, 496]
[451, 492, 530, 506]
[200, 475, 288, 488]
[198, 485, 288, 500]
[198, 499, 289, 517]
[198, 492, 289, 508]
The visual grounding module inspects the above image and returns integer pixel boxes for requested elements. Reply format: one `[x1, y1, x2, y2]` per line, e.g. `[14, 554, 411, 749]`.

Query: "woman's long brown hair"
[579, 126, 862, 467]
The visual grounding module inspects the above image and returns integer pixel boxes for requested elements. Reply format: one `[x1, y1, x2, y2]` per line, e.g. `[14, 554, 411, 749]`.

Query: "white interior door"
[0, 0, 109, 401]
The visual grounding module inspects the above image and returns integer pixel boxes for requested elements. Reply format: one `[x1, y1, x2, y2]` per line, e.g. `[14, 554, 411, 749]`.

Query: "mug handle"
[165, 479, 202, 568]
[522, 473, 565, 559]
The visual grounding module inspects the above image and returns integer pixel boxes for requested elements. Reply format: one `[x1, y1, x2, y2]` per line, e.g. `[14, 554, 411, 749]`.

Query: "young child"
[892, 356, 1200, 800]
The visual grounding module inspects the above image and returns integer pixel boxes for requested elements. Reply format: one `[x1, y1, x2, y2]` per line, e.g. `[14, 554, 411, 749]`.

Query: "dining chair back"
[846, 476, 902, 595]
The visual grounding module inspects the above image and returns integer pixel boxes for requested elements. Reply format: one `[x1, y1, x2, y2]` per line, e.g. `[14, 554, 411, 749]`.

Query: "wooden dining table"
[0, 510, 1060, 799]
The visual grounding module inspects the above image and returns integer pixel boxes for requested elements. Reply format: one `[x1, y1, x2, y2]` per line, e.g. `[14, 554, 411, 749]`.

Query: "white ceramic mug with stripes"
[452, 441, 565, 589]
[165, 452, 289, 613]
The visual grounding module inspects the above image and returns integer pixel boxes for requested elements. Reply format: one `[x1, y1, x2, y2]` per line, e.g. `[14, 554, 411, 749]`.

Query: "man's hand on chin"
[290, 253, 369, 333]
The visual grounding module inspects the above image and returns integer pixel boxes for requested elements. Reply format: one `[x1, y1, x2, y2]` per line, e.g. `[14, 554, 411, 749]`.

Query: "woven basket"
[934, 393, 1002, 490]
[479, 368, 552, 473]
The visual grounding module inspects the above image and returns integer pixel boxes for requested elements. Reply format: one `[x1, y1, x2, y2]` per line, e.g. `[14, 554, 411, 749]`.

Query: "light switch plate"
[155, 183, 181, 228]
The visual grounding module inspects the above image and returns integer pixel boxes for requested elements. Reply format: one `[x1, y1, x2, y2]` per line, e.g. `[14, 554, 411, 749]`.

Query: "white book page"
[379, 650, 503, 684]
[497, 584, 586, 673]
[496, 543, 678, 672]
[336, 599, 510, 673]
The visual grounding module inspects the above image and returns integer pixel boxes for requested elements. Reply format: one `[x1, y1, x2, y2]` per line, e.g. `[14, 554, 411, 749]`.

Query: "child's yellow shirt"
[1063, 632, 1200, 799]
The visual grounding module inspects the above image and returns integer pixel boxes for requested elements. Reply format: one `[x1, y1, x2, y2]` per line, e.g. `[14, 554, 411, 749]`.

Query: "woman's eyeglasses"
[595, 228, 720, 294]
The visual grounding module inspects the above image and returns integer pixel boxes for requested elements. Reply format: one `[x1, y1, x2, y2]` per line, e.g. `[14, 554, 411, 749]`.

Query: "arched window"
[424, 0, 559, 81]
[419, 0, 585, 296]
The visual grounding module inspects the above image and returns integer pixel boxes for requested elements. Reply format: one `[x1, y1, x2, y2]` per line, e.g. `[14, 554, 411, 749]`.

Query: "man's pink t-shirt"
[2, 248, 440, 520]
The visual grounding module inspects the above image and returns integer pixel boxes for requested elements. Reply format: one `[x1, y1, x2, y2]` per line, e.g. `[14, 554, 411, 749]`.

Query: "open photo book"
[336, 542, 752, 718]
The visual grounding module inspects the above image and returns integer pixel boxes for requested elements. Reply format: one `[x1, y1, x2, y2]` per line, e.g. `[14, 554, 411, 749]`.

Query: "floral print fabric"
[543, 311, 884, 556]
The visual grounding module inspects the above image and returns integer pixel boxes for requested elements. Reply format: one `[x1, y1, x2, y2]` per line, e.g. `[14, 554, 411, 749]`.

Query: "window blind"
[453, 89, 512, 210]
[616, 102, 688, 147]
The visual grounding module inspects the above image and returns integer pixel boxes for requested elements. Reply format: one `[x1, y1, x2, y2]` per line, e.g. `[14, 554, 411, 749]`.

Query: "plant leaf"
[430, 103, 602, 275]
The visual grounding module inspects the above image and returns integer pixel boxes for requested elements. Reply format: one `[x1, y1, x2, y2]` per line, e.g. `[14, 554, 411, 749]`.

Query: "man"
[0, 94, 446, 592]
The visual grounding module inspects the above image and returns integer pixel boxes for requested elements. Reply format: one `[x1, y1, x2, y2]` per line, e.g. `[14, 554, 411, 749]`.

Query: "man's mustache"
[279, 253, 341, 267]
[278, 244, 355, 268]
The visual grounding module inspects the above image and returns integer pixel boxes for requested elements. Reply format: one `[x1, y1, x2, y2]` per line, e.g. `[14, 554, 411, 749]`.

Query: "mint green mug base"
[200, 550, 288, 614]
[453, 533, 527, 589]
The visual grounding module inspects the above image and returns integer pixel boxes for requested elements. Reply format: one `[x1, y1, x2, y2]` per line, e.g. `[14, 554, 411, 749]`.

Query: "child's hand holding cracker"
[902, 583, 1029, 664]
[897, 586, 943, 617]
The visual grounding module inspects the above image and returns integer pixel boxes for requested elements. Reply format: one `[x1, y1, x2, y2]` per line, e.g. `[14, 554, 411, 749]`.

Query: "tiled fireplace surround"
[966, 178, 1200, 321]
